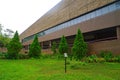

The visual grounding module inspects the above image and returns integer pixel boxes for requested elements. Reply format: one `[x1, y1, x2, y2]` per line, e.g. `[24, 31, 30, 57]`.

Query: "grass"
[0, 58, 120, 80]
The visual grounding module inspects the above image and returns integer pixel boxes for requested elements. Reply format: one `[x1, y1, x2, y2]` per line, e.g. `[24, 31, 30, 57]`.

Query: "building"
[20, 0, 120, 55]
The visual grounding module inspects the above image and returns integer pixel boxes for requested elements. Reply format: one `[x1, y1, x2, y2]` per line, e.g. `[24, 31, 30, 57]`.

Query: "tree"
[51, 42, 57, 54]
[58, 35, 68, 54]
[7, 31, 22, 59]
[29, 35, 41, 58]
[4, 29, 14, 38]
[0, 24, 12, 48]
[0, 35, 11, 47]
[72, 29, 87, 61]
[0, 24, 3, 35]
[0, 24, 11, 49]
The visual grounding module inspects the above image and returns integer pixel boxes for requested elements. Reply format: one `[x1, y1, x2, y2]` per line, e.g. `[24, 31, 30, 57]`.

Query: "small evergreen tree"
[72, 29, 87, 61]
[51, 42, 57, 54]
[7, 31, 22, 59]
[58, 35, 68, 54]
[29, 35, 41, 58]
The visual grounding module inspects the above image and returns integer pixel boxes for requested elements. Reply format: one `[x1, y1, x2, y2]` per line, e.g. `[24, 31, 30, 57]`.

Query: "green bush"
[116, 55, 120, 63]
[83, 55, 106, 63]
[108, 56, 120, 63]
[118, 56, 120, 63]
[85, 55, 98, 63]
[97, 58, 106, 63]
[100, 51, 113, 62]
[0, 52, 5, 59]
[0, 52, 10, 59]
[18, 54, 29, 59]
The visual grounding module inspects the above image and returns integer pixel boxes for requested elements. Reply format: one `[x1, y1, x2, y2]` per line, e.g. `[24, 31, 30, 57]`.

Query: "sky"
[0, 0, 61, 34]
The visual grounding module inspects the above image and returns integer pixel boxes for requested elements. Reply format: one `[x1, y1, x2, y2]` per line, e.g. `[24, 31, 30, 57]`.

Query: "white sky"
[0, 0, 61, 34]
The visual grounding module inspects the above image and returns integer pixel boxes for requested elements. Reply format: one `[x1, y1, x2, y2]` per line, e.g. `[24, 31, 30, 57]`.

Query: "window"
[109, 3, 116, 12]
[116, 1, 120, 9]
[86, 14, 90, 20]
[84, 27, 117, 42]
[96, 9, 102, 17]
[78, 17, 82, 23]
[90, 12, 95, 19]
[101, 7, 109, 15]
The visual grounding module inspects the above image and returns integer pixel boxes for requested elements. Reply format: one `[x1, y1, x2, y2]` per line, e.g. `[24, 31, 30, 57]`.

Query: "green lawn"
[0, 59, 120, 80]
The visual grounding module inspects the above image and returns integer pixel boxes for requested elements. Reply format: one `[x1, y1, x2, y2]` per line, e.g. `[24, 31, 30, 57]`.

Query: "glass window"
[116, 1, 120, 9]
[52, 27, 56, 32]
[81, 16, 86, 22]
[44, 29, 49, 34]
[75, 18, 78, 24]
[63, 23, 66, 28]
[64, 22, 67, 28]
[48, 30, 51, 34]
[77, 17, 80, 23]
[47, 29, 50, 34]
[101, 7, 109, 15]
[60, 24, 63, 29]
[85, 14, 90, 20]
[109, 3, 116, 12]
[72, 19, 75, 25]
[57, 25, 61, 30]
[70, 20, 73, 26]
[39, 33, 41, 36]
[42, 31, 45, 35]
[89, 12, 95, 19]
[66, 22, 70, 28]
[78, 17, 82, 23]
[60, 24, 63, 28]
[54, 27, 57, 32]
[74, 19, 77, 25]
[69, 20, 71, 26]
[96, 9, 102, 17]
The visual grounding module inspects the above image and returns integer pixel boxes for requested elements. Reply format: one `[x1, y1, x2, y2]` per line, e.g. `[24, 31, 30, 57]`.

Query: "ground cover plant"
[0, 58, 120, 80]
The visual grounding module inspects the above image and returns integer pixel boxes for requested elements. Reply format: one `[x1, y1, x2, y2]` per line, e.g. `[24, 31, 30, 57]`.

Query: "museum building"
[20, 0, 120, 54]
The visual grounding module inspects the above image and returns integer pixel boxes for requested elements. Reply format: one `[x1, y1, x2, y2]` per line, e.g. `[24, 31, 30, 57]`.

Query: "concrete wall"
[88, 39, 120, 55]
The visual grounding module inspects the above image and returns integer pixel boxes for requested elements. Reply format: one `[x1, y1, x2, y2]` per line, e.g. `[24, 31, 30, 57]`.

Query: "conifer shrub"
[29, 35, 41, 58]
[72, 29, 87, 61]
[7, 31, 22, 59]
[58, 35, 68, 54]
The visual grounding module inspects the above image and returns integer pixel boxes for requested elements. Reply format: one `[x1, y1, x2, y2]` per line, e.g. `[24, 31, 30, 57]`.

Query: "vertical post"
[65, 57, 67, 73]
[64, 53, 68, 73]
